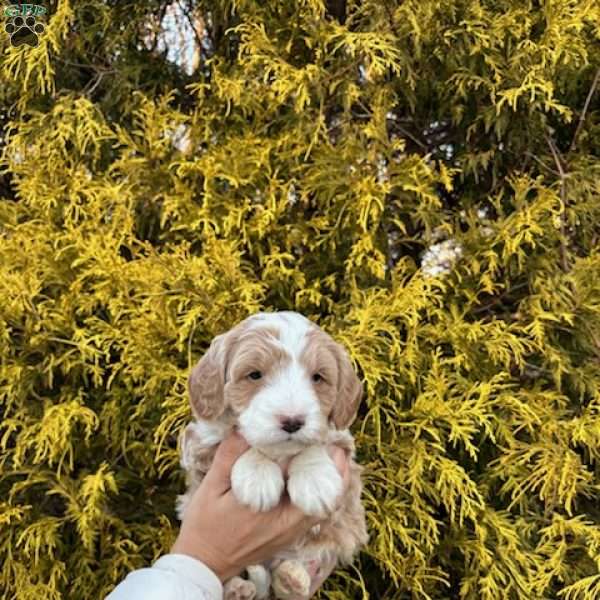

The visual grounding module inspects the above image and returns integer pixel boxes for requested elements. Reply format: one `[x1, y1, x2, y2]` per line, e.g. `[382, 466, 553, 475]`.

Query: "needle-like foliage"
[1, 1, 599, 598]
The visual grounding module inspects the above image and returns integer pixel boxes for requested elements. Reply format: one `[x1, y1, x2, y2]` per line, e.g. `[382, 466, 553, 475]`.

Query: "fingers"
[274, 495, 322, 537]
[203, 430, 250, 496]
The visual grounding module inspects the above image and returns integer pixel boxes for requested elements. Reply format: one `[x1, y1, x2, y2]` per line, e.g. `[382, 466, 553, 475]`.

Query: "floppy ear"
[329, 341, 363, 430]
[188, 332, 232, 420]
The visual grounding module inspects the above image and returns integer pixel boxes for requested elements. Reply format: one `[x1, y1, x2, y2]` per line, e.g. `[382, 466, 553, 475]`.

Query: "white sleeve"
[105, 553, 223, 600]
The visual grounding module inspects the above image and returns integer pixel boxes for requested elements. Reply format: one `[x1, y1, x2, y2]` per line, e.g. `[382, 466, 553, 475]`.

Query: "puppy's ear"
[330, 341, 363, 430]
[188, 331, 234, 420]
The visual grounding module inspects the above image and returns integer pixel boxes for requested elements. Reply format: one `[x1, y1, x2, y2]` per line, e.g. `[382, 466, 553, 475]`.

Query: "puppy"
[176, 311, 369, 599]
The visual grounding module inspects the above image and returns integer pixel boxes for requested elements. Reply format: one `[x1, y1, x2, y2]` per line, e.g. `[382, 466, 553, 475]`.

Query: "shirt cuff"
[153, 553, 223, 599]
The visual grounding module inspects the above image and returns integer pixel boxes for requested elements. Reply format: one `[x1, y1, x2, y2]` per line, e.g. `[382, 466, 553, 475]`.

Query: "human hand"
[171, 431, 350, 584]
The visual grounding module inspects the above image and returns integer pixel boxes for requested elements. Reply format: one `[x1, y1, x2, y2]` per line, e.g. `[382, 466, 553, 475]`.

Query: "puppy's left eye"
[248, 370, 262, 380]
[312, 373, 324, 383]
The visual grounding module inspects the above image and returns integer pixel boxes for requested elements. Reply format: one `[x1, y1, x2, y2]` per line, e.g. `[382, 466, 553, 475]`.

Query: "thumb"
[203, 430, 250, 496]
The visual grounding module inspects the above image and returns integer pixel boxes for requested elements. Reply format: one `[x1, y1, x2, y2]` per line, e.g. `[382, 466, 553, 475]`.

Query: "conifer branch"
[524, 152, 560, 177]
[471, 281, 530, 316]
[568, 67, 600, 154]
[382, 0, 401, 40]
[545, 132, 570, 272]
[2, 2, 600, 598]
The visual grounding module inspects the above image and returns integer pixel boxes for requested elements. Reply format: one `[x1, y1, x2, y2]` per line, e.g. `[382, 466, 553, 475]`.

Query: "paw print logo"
[5, 15, 45, 47]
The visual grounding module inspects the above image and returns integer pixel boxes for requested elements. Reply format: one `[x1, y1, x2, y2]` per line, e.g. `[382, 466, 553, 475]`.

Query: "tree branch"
[568, 67, 600, 154]
[545, 132, 569, 272]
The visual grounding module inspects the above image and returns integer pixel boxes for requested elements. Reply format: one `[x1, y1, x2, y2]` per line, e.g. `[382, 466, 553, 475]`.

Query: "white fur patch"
[246, 311, 313, 355]
[287, 445, 343, 518]
[236, 312, 328, 451]
[246, 565, 271, 600]
[231, 448, 285, 512]
[191, 418, 231, 447]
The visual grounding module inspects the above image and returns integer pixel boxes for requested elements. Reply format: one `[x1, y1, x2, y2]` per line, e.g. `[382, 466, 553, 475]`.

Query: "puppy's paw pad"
[272, 560, 311, 599]
[223, 576, 256, 600]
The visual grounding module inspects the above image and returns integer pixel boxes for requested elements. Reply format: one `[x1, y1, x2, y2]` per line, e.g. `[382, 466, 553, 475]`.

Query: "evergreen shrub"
[1, 1, 599, 598]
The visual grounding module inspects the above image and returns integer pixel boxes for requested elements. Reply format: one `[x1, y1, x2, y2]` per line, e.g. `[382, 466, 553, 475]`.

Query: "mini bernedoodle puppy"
[176, 311, 369, 600]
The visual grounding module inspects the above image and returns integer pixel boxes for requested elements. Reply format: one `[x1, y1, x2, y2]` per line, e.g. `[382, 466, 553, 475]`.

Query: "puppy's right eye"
[248, 370, 262, 380]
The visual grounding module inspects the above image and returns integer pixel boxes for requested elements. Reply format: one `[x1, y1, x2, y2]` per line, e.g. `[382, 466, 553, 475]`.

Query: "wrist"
[171, 533, 237, 582]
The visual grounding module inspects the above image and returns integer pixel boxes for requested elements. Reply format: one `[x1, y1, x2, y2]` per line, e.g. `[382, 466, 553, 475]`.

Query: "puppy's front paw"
[272, 560, 311, 600]
[287, 446, 343, 518]
[231, 448, 284, 512]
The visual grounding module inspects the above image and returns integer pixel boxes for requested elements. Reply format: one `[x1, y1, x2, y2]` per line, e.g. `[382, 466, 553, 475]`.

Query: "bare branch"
[524, 151, 560, 177]
[545, 132, 569, 272]
[568, 67, 600, 154]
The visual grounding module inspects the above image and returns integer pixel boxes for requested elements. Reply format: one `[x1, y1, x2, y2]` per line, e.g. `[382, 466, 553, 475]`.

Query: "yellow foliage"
[1, 0, 600, 599]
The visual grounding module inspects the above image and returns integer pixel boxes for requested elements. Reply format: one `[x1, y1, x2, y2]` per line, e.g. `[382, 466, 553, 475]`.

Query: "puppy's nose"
[279, 416, 305, 434]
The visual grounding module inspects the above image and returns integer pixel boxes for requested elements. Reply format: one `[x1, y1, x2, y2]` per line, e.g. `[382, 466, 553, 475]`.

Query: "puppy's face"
[188, 311, 362, 450]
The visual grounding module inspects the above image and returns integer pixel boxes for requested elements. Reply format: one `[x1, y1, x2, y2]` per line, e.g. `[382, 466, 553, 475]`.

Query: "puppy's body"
[177, 311, 368, 599]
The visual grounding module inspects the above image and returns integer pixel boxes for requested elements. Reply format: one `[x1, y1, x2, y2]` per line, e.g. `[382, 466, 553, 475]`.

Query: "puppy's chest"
[257, 442, 308, 466]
